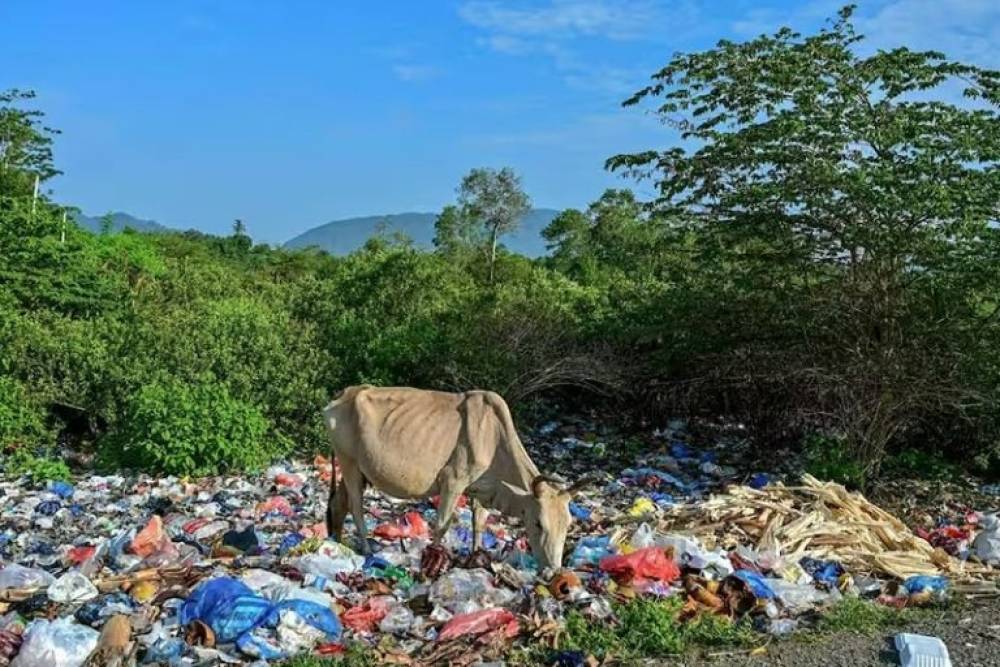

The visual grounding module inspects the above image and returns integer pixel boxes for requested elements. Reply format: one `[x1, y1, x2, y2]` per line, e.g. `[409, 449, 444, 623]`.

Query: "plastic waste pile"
[1, 421, 998, 665]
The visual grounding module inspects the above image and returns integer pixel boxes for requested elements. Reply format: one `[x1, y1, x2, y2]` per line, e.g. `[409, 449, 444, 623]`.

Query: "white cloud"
[392, 64, 439, 83]
[858, 0, 1000, 66]
[458, 0, 662, 41]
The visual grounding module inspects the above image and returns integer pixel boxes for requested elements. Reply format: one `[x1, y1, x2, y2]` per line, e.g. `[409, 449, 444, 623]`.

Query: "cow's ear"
[500, 481, 531, 516]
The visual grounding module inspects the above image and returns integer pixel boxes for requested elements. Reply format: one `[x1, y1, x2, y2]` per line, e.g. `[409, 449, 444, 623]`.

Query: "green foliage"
[279, 644, 376, 667]
[887, 449, 960, 480]
[99, 378, 282, 476]
[605, 6, 1000, 472]
[3, 447, 70, 483]
[564, 597, 755, 660]
[804, 434, 867, 489]
[816, 597, 906, 634]
[0, 376, 49, 449]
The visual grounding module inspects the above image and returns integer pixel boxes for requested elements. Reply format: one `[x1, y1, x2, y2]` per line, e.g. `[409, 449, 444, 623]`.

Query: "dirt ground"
[682, 596, 1000, 666]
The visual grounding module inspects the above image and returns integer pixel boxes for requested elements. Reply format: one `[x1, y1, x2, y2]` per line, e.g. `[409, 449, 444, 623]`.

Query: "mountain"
[73, 211, 168, 234]
[284, 209, 561, 257]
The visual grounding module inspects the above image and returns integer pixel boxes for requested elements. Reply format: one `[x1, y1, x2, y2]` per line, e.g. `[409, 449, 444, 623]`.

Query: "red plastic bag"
[437, 608, 519, 642]
[341, 596, 393, 633]
[67, 545, 96, 565]
[373, 511, 429, 539]
[256, 496, 294, 517]
[274, 472, 303, 487]
[299, 521, 328, 539]
[599, 547, 680, 585]
[131, 515, 165, 558]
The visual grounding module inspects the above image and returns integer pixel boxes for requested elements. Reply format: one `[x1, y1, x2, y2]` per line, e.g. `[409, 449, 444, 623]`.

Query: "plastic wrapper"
[437, 608, 519, 642]
[47, 571, 99, 603]
[0, 565, 55, 591]
[10, 618, 98, 667]
[599, 547, 680, 586]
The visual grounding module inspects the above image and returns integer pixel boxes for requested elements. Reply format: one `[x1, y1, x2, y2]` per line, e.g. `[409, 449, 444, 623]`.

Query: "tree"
[233, 219, 247, 236]
[607, 5, 1000, 474]
[0, 89, 61, 199]
[454, 167, 531, 283]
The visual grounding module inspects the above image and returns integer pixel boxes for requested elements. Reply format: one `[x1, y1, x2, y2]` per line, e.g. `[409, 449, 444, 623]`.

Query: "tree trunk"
[488, 225, 498, 284]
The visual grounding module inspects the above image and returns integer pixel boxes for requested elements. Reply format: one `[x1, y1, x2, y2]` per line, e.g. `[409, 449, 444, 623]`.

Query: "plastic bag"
[47, 571, 98, 603]
[11, 618, 98, 667]
[599, 547, 680, 586]
[379, 604, 415, 634]
[569, 535, 613, 567]
[972, 514, 1000, 564]
[373, 511, 429, 539]
[731, 570, 776, 599]
[429, 569, 516, 615]
[130, 515, 165, 558]
[437, 608, 519, 642]
[342, 596, 393, 633]
[180, 577, 274, 643]
[0, 565, 55, 591]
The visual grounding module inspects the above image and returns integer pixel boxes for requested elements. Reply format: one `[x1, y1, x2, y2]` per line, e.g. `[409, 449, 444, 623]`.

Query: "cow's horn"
[563, 475, 597, 494]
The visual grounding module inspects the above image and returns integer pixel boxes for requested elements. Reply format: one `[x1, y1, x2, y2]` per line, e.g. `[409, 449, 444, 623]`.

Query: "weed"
[564, 596, 756, 661]
[816, 597, 905, 634]
[886, 449, 959, 480]
[279, 644, 377, 667]
[3, 446, 70, 483]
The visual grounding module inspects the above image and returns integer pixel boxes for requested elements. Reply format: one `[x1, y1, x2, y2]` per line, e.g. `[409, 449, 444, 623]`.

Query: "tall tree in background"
[447, 167, 530, 283]
[607, 5, 1000, 473]
[0, 89, 60, 199]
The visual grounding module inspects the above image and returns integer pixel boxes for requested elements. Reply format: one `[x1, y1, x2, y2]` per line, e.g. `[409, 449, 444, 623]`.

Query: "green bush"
[804, 434, 867, 489]
[4, 447, 71, 483]
[99, 378, 284, 475]
[0, 376, 50, 449]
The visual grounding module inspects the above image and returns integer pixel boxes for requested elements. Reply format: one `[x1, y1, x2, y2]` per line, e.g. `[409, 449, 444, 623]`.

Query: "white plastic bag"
[11, 618, 99, 667]
[0, 564, 55, 590]
[972, 514, 1000, 564]
[47, 571, 99, 603]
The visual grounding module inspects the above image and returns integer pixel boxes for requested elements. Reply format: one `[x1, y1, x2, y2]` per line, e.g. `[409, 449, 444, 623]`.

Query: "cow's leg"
[433, 475, 465, 545]
[326, 475, 349, 542]
[471, 500, 488, 551]
[340, 460, 370, 554]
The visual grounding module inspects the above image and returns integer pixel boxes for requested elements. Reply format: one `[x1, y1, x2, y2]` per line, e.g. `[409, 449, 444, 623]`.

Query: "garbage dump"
[1, 420, 998, 665]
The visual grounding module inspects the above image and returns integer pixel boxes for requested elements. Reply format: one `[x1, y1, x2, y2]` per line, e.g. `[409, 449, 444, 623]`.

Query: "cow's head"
[504, 475, 590, 570]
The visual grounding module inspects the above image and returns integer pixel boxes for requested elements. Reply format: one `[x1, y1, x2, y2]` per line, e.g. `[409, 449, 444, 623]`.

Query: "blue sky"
[2, 1, 997, 243]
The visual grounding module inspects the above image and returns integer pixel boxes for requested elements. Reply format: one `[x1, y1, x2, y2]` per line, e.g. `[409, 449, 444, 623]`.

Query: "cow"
[322, 385, 585, 569]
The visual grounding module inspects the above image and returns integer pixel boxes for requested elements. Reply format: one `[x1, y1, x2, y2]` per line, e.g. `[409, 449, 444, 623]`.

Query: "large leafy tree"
[608, 6, 1000, 473]
[0, 89, 61, 198]
[437, 167, 530, 283]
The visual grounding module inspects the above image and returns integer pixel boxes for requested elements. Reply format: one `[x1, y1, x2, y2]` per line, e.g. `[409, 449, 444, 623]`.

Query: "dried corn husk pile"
[663, 474, 999, 581]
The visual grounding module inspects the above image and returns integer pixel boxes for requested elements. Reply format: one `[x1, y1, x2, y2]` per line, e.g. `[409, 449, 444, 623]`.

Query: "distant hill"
[73, 211, 169, 234]
[284, 209, 561, 257]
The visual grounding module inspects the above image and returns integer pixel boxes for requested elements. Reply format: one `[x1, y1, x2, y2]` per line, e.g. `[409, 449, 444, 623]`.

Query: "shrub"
[0, 376, 50, 449]
[99, 377, 284, 475]
[4, 447, 71, 483]
[804, 434, 866, 489]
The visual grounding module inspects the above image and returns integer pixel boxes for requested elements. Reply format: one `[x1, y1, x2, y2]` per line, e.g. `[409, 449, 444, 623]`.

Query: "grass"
[563, 596, 757, 662]
[279, 643, 377, 667]
[815, 596, 948, 636]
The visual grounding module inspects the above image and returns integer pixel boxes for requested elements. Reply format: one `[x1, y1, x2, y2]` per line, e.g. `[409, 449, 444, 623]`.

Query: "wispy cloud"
[458, 0, 662, 40]
[392, 64, 439, 83]
[458, 0, 674, 96]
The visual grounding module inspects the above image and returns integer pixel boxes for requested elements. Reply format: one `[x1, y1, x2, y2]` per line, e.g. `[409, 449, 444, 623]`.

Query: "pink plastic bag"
[599, 547, 680, 585]
[130, 516, 165, 558]
[373, 511, 429, 539]
[341, 596, 393, 633]
[437, 608, 519, 642]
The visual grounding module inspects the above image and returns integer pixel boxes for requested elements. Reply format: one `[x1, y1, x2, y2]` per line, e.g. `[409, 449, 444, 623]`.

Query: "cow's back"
[324, 386, 468, 499]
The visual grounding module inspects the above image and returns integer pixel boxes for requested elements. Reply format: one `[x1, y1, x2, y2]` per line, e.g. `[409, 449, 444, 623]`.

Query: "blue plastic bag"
[800, 557, 845, 588]
[278, 532, 305, 555]
[569, 503, 591, 521]
[48, 481, 74, 499]
[748, 473, 771, 490]
[902, 575, 948, 596]
[271, 599, 341, 639]
[570, 535, 613, 566]
[732, 570, 776, 599]
[179, 577, 273, 642]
